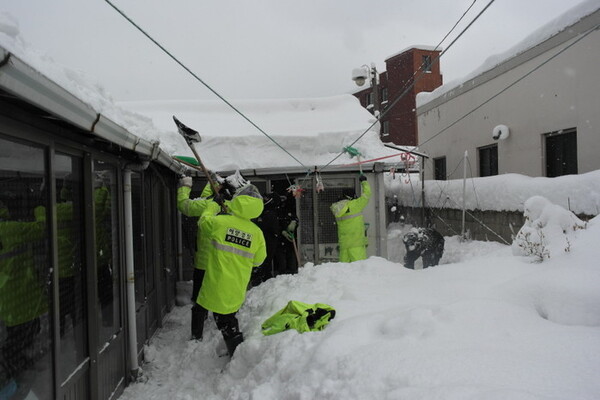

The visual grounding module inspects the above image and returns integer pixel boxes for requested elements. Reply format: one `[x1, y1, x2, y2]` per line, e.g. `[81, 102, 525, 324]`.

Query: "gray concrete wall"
[389, 205, 593, 244]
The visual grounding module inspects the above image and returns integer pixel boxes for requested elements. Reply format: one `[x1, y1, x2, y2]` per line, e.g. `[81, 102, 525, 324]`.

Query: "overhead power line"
[417, 22, 600, 150]
[104, 0, 310, 172]
[318, 0, 496, 173]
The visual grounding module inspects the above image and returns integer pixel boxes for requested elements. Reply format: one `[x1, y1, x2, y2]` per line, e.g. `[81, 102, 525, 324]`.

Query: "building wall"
[417, 11, 600, 179]
[353, 47, 443, 146]
[0, 92, 178, 400]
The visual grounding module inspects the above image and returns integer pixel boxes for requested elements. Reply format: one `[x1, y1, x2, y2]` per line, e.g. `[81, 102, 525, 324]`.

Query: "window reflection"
[55, 153, 88, 383]
[0, 137, 52, 399]
[93, 161, 121, 345]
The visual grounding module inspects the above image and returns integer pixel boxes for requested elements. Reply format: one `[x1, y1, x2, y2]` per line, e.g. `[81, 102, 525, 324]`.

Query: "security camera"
[492, 124, 510, 140]
[352, 68, 369, 86]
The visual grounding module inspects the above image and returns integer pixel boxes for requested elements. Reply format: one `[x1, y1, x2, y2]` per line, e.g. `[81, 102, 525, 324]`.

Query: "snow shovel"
[173, 116, 226, 212]
[173, 155, 204, 172]
[290, 232, 302, 269]
[343, 146, 363, 174]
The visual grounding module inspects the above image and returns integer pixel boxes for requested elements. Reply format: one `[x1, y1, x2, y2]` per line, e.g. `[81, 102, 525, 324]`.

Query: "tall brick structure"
[353, 47, 443, 145]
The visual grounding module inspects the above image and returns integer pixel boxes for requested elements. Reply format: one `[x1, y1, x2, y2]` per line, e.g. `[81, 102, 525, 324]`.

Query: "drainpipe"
[123, 161, 149, 379]
[177, 211, 183, 281]
[123, 169, 139, 378]
[461, 151, 468, 241]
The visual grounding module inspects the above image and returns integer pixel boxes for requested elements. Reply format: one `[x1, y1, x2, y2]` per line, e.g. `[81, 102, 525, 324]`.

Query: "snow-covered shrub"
[512, 196, 586, 261]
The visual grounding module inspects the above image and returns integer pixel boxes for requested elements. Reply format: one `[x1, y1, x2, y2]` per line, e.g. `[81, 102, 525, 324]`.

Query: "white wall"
[416, 11, 600, 179]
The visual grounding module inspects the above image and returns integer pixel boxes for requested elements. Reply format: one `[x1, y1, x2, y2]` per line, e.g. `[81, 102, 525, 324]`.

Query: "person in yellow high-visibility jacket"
[0, 203, 48, 389]
[330, 175, 371, 262]
[177, 176, 231, 340]
[195, 184, 266, 357]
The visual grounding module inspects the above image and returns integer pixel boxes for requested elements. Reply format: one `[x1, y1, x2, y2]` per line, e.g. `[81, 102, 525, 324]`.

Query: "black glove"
[359, 174, 367, 182]
[212, 192, 224, 206]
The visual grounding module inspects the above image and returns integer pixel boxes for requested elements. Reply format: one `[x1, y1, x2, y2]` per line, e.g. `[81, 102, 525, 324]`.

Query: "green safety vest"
[262, 300, 336, 335]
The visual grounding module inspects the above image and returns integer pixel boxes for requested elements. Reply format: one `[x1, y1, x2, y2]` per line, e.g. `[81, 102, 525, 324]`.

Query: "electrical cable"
[417, 22, 600, 149]
[443, 195, 511, 244]
[104, 0, 310, 172]
[318, 0, 495, 173]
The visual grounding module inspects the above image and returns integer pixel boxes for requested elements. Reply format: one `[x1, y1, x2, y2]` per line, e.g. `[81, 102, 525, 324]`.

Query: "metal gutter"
[0, 46, 184, 174]
[214, 162, 403, 178]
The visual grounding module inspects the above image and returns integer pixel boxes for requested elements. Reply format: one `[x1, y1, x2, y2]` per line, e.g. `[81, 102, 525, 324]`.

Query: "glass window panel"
[132, 172, 145, 307]
[93, 161, 121, 346]
[479, 145, 498, 177]
[546, 129, 577, 177]
[55, 153, 88, 384]
[0, 137, 52, 399]
[434, 157, 447, 180]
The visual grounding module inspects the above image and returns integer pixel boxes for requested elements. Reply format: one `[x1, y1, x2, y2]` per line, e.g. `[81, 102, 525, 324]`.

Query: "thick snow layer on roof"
[385, 45, 442, 61]
[121, 96, 376, 138]
[120, 96, 399, 171]
[0, 11, 186, 155]
[417, 0, 600, 107]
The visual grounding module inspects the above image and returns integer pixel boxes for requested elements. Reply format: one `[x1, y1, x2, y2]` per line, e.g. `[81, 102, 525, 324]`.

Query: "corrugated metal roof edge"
[0, 46, 184, 174]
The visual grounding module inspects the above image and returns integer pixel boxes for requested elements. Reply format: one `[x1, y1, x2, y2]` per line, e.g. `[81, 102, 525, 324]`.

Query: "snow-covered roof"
[417, 0, 600, 109]
[120, 96, 404, 174]
[385, 45, 442, 61]
[0, 12, 185, 172]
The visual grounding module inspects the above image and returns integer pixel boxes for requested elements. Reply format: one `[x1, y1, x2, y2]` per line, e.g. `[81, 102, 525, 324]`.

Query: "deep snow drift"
[120, 200, 600, 400]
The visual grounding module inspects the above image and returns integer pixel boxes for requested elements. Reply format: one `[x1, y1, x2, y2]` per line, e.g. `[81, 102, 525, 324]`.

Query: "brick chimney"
[353, 47, 443, 145]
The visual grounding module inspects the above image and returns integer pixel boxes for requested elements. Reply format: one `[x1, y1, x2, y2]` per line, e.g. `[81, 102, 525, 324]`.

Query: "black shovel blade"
[173, 116, 201, 143]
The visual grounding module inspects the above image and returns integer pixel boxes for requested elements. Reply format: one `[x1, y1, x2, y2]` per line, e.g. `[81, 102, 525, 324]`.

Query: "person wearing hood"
[330, 174, 371, 262]
[177, 174, 233, 341]
[194, 184, 266, 357]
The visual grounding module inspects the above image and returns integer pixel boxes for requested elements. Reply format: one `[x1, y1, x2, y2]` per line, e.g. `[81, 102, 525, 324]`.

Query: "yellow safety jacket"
[262, 300, 336, 335]
[0, 216, 48, 327]
[330, 180, 371, 262]
[196, 190, 266, 314]
[177, 185, 215, 271]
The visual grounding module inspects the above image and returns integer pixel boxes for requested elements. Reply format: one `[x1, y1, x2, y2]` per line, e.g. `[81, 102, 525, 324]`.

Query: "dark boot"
[224, 333, 243, 357]
[191, 306, 206, 340]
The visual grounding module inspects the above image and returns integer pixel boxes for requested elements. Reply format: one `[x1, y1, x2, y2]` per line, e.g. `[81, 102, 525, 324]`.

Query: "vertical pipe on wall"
[461, 150, 468, 240]
[420, 156, 426, 226]
[123, 169, 139, 377]
[177, 211, 183, 281]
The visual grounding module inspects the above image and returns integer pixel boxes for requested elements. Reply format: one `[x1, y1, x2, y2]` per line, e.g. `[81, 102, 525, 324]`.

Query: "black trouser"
[190, 268, 206, 340]
[191, 306, 239, 339]
[213, 309, 243, 356]
[191, 268, 205, 303]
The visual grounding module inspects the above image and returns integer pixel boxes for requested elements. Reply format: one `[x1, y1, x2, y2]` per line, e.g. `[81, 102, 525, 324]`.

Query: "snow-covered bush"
[512, 196, 586, 261]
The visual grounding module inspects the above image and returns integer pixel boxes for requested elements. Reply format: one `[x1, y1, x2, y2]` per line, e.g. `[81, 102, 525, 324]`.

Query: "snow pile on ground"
[386, 169, 600, 215]
[120, 216, 600, 400]
[512, 195, 587, 261]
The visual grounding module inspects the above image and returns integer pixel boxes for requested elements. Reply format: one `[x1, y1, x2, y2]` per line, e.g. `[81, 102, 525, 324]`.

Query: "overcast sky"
[3, 0, 590, 102]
